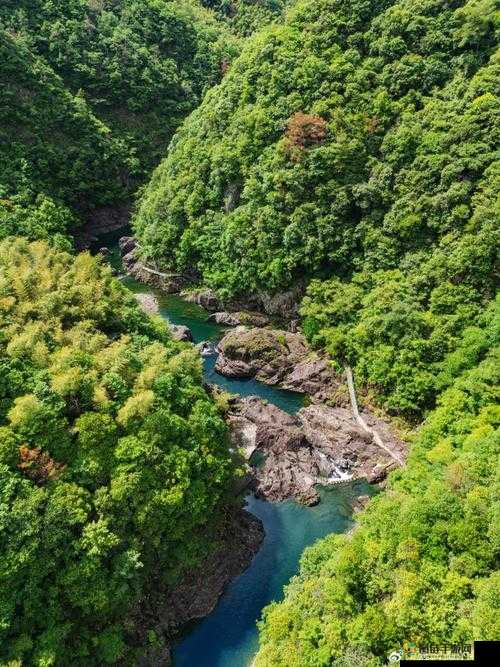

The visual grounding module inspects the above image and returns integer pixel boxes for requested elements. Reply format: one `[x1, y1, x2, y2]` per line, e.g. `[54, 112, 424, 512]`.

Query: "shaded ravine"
[102, 235, 369, 666]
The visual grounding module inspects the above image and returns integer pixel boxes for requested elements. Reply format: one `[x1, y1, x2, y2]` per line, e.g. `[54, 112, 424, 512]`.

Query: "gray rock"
[226, 396, 406, 503]
[209, 311, 270, 327]
[215, 326, 345, 404]
[119, 235, 137, 255]
[170, 324, 193, 342]
[181, 288, 221, 311]
[134, 292, 160, 315]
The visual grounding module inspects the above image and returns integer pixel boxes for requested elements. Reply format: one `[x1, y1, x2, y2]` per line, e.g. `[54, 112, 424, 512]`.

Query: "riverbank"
[104, 234, 405, 666]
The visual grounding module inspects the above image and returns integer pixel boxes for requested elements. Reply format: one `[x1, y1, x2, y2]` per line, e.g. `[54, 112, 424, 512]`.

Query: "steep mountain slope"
[0, 31, 128, 244]
[201, 0, 290, 35]
[0, 238, 236, 665]
[134, 0, 498, 418]
[0, 0, 238, 181]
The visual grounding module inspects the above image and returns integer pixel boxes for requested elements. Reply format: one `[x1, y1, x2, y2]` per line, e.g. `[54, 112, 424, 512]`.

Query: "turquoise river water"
[104, 239, 370, 666]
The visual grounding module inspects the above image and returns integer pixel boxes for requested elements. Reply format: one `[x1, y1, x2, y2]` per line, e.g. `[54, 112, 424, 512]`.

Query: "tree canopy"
[134, 0, 498, 419]
[0, 238, 236, 665]
[0, 1, 238, 239]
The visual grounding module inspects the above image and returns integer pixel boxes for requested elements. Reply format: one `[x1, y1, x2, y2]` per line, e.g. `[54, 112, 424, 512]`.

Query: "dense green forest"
[131, 0, 499, 662]
[0, 1, 238, 239]
[0, 0, 498, 664]
[134, 0, 498, 417]
[201, 0, 289, 35]
[0, 238, 236, 664]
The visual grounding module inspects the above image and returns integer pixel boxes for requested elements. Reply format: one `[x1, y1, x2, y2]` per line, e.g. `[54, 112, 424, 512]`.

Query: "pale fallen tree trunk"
[345, 366, 405, 466]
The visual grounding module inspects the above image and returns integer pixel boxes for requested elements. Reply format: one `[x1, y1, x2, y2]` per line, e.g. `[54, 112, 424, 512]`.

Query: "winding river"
[104, 238, 371, 666]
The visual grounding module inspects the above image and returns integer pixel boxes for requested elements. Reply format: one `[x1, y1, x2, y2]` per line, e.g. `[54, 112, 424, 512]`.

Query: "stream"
[103, 237, 371, 666]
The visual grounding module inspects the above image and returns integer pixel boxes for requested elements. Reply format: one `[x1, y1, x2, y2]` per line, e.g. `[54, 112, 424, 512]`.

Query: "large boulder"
[134, 292, 160, 315]
[209, 311, 270, 327]
[119, 235, 137, 255]
[215, 326, 346, 404]
[170, 324, 193, 342]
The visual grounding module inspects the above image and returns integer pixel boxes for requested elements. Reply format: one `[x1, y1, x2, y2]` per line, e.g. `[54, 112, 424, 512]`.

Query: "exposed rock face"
[297, 405, 405, 484]
[227, 396, 405, 504]
[170, 324, 193, 342]
[181, 288, 221, 311]
[215, 327, 346, 404]
[119, 236, 189, 293]
[119, 235, 136, 255]
[159, 510, 263, 631]
[133, 509, 264, 665]
[258, 287, 303, 319]
[74, 205, 130, 250]
[209, 311, 270, 327]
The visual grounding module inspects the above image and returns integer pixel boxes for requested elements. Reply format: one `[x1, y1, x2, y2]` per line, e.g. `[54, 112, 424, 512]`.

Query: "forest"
[0, 0, 498, 665]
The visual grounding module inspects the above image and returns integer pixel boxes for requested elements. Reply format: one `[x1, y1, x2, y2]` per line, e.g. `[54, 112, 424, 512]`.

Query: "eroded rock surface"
[215, 326, 346, 404]
[119, 236, 188, 293]
[227, 396, 405, 504]
[133, 509, 264, 665]
[209, 311, 270, 327]
[134, 292, 160, 315]
[170, 324, 193, 342]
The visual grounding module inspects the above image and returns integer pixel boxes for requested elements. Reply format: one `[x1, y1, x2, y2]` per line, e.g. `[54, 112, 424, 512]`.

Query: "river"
[103, 237, 371, 666]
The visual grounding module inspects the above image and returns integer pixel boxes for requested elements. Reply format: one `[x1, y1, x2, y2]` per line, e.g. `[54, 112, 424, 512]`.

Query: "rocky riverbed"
[227, 394, 405, 506]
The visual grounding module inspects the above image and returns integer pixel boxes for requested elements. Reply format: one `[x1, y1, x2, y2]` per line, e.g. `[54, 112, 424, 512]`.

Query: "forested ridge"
[0, 0, 239, 240]
[132, 0, 499, 662]
[0, 239, 236, 664]
[0, 0, 498, 665]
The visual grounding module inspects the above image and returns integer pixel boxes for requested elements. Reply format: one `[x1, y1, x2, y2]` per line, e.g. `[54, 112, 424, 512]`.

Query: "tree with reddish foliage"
[285, 112, 328, 153]
[17, 446, 65, 485]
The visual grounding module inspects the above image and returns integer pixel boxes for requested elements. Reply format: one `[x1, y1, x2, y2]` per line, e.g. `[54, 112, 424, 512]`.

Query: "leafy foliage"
[0, 1, 238, 239]
[134, 0, 498, 419]
[256, 301, 499, 665]
[201, 0, 289, 35]
[0, 31, 128, 241]
[0, 238, 236, 665]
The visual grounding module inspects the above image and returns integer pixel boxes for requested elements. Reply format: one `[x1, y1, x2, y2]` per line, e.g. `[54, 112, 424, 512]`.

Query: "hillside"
[0, 1, 498, 664]
[134, 0, 498, 416]
[0, 1, 238, 240]
[0, 238, 237, 665]
[201, 0, 290, 35]
[131, 1, 499, 661]
[0, 31, 128, 244]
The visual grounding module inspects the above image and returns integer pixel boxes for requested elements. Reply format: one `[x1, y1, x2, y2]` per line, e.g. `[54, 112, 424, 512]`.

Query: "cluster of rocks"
[228, 395, 405, 505]
[215, 326, 347, 404]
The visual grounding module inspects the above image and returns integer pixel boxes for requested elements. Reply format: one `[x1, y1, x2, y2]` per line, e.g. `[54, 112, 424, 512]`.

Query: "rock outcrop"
[215, 326, 346, 404]
[119, 236, 189, 293]
[74, 205, 130, 250]
[181, 288, 222, 311]
[170, 324, 193, 342]
[209, 311, 270, 327]
[134, 292, 160, 315]
[227, 395, 405, 504]
[132, 509, 264, 665]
